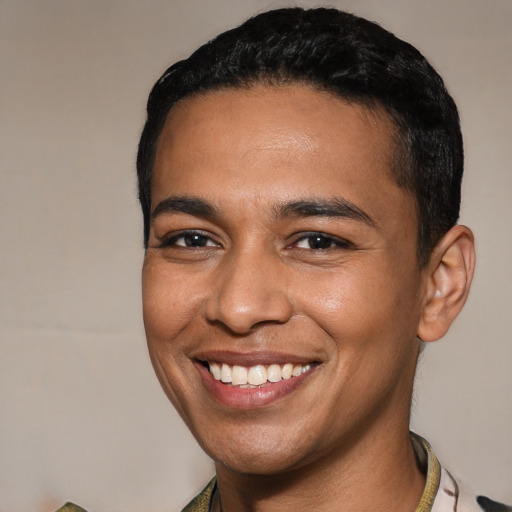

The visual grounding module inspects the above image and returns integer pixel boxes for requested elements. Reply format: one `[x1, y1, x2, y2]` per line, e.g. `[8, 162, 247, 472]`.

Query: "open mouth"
[199, 361, 317, 387]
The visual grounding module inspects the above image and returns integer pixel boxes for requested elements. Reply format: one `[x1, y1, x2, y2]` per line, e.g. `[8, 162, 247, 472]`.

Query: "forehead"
[152, 85, 412, 225]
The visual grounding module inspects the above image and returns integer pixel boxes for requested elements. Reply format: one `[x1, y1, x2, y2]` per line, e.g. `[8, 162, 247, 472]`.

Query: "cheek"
[296, 262, 421, 348]
[141, 261, 204, 416]
[141, 259, 204, 341]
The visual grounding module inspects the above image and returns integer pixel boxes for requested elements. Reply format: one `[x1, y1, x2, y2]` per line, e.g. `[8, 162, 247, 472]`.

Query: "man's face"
[142, 85, 427, 475]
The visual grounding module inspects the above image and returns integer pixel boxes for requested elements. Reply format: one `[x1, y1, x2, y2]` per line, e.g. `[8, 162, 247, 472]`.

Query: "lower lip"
[195, 362, 318, 409]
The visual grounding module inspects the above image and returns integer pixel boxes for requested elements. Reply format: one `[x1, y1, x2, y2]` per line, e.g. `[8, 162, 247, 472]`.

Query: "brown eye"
[179, 233, 211, 247]
[294, 233, 351, 250]
[305, 235, 335, 250]
[161, 231, 220, 248]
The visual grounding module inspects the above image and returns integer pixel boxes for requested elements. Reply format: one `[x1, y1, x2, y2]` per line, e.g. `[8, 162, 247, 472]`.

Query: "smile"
[193, 356, 320, 408]
[206, 362, 314, 387]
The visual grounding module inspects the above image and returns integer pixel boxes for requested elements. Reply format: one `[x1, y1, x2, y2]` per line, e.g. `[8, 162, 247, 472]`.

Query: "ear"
[418, 225, 475, 342]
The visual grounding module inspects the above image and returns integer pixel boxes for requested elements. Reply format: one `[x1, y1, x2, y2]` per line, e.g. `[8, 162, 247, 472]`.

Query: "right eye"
[289, 232, 353, 251]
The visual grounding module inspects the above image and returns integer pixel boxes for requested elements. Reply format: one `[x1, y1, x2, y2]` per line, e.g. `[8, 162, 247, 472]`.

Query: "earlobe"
[418, 225, 475, 342]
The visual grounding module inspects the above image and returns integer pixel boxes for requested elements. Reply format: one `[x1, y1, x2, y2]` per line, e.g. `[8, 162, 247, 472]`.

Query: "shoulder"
[434, 464, 511, 512]
[181, 477, 216, 512]
[412, 433, 511, 512]
[53, 478, 216, 512]
[475, 496, 512, 512]
[55, 478, 216, 512]
[55, 504, 89, 512]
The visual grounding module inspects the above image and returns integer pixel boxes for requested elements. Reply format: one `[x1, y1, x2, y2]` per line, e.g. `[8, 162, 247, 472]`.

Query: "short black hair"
[137, 7, 463, 266]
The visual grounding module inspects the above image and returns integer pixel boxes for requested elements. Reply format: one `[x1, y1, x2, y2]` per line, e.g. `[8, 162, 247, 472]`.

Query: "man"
[58, 6, 510, 512]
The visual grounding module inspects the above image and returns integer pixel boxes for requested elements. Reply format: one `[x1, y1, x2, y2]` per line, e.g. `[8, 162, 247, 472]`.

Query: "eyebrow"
[151, 196, 217, 222]
[276, 198, 376, 227]
[151, 195, 376, 227]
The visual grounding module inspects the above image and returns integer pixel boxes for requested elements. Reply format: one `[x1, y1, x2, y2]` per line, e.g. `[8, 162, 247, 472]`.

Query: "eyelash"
[158, 230, 352, 251]
[158, 230, 221, 249]
[290, 232, 353, 251]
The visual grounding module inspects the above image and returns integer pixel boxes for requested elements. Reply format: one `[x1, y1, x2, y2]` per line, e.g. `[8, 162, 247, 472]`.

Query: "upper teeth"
[209, 362, 313, 386]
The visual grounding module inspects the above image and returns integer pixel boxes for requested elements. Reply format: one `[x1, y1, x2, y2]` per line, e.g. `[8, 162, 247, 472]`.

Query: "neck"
[213, 423, 425, 512]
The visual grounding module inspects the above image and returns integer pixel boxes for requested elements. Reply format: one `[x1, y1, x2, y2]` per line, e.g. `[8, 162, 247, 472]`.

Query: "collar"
[411, 432, 442, 512]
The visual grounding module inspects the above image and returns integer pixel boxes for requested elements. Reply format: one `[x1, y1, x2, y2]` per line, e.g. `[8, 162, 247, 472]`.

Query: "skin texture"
[142, 85, 475, 511]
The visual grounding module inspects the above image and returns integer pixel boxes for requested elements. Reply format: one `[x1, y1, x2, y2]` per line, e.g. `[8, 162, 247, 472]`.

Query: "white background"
[1, 1, 511, 511]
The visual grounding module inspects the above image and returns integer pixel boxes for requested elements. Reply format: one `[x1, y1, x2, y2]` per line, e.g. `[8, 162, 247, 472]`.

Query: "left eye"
[293, 233, 350, 250]
[164, 232, 218, 248]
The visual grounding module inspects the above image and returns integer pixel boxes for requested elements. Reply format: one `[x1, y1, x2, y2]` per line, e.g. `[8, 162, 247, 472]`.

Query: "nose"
[203, 248, 293, 334]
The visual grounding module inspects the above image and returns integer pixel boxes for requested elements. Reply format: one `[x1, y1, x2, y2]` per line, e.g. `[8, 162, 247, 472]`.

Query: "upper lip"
[191, 350, 319, 367]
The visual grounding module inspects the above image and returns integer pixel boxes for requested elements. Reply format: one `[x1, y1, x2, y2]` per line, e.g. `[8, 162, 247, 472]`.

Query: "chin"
[198, 423, 321, 476]
[214, 448, 306, 476]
